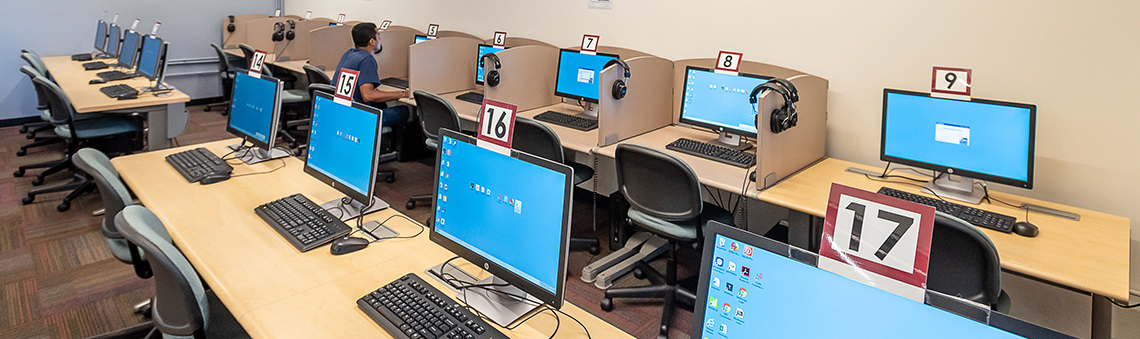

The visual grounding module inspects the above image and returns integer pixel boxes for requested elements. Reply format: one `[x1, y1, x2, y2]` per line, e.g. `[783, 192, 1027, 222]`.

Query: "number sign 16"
[476, 99, 518, 148]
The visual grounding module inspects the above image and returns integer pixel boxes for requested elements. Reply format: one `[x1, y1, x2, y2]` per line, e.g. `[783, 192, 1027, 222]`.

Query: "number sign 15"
[334, 68, 360, 105]
[476, 99, 518, 149]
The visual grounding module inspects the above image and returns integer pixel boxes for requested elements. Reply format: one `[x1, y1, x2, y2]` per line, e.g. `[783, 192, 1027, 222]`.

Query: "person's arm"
[358, 83, 410, 103]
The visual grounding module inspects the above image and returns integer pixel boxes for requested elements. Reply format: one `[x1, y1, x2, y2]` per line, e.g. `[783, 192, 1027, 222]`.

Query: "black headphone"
[285, 20, 296, 41]
[604, 59, 630, 100]
[749, 78, 800, 134]
[482, 53, 501, 87]
[271, 22, 285, 41]
[227, 15, 236, 33]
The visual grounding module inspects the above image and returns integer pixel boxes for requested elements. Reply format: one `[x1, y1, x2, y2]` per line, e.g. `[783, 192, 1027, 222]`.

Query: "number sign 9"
[931, 66, 972, 96]
[476, 99, 518, 148]
[820, 183, 935, 289]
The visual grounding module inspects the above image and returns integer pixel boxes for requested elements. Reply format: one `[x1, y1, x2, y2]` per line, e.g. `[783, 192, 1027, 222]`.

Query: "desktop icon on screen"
[717, 238, 726, 248]
[711, 277, 720, 288]
[734, 308, 744, 320]
[727, 261, 736, 272]
[738, 288, 747, 299]
[725, 282, 733, 293]
[743, 246, 753, 257]
[722, 303, 731, 315]
[741, 266, 750, 277]
[731, 242, 739, 251]
[715, 257, 724, 268]
[707, 297, 718, 309]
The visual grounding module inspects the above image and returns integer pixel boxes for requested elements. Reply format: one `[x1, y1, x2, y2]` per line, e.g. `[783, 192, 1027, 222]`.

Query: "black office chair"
[303, 64, 332, 86]
[405, 90, 463, 211]
[928, 212, 1012, 313]
[238, 43, 298, 86]
[206, 43, 240, 115]
[600, 143, 734, 339]
[513, 117, 600, 254]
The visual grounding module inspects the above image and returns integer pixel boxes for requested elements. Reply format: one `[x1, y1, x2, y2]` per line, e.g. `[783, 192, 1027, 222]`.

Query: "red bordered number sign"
[931, 66, 972, 96]
[334, 68, 359, 102]
[476, 99, 518, 149]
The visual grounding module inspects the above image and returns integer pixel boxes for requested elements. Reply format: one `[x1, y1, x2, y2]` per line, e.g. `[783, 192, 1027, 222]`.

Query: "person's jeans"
[380, 105, 411, 127]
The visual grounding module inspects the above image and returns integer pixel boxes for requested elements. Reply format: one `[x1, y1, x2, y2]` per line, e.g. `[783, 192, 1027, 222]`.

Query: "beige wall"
[285, 0, 1139, 335]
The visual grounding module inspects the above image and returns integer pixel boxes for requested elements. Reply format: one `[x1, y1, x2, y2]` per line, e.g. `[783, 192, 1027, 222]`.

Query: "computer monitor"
[427, 129, 573, 327]
[118, 30, 141, 69]
[475, 44, 505, 85]
[413, 35, 429, 44]
[224, 72, 289, 164]
[678, 66, 772, 147]
[105, 25, 121, 58]
[553, 48, 619, 105]
[303, 91, 390, 219]
[137, 35, 165, 80]
[881, 89, 1036, 204]
[693, 221, 1074, 339]
[93, 21, 108, 53]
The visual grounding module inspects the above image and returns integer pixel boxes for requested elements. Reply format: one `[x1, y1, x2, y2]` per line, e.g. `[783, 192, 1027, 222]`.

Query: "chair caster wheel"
[31, 177, 44, 186]
[406, 201, 416, 210]
[22, 196, 34, 205]
[19, 126, 28, 133]
[204, 106, 212, 112]
[633, 268, 646, 280]
[385, 175, 396, 184]
[600, 298, 614, 312]
[16, 149, 26, 156]
[57, 202, 70, 212]
[588, 245, 600, 255]
[13, 169, 24, 177]
[26, 134, 35, 140]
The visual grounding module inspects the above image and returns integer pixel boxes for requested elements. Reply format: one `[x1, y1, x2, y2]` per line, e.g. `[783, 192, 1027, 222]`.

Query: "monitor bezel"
[118, 30, 142, 69]
[677, 65, 772, 139]
[106, 24, 122, 57]
[225, 72, 283, 151]
[427, 129, 574, 309]
[137, 35, 165, 80]
[413, 35, 429, 44]
[553, 48, 619, 104]
[474, 44, 506, 86]
[302, 91, 385, 204]
[880, 88, 1037, 189]
[94, 21, 108, 52]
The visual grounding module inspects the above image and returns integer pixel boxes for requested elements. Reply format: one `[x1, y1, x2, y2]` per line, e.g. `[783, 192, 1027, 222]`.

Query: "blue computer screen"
[433, 136, 567, 294]
[137, 36, 162, 79]
[119, 31, 140, 68]
[475, 45, 504, 84]
[94, 22, 107, 51]
[228, 73, 278, 144]
[700, 233, 1024, 338]
[883, 91, 1033, 182]
[679, 68, 770, 136]
[106, 25, 121, 57]
[414, 36, 429, 44]
[305, 96, 380, 197]
[554, 50, 617, 102]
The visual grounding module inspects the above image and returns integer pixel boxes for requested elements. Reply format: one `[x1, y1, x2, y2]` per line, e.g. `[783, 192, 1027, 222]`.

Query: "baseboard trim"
[0, 116, 44, 128]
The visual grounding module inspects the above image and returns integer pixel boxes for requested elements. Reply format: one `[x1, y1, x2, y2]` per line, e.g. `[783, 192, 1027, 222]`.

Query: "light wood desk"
[112, 138, 631, 338]
[753, 157, 1130, 338]
[595, 125, 755, 193]
[42, 56, 190, 149]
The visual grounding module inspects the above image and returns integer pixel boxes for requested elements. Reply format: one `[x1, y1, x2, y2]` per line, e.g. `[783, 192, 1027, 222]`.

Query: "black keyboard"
[96, 70, 135, 81]
[83, 61, 109, 70]
[876, 187, 1016, 233]
[358, 273, 506, 339]
[72, 53, 93, 61]
[533, 111, 598, 132]
[665, 138, 756, 168]
[380, 77, 409, 89]
[100, 84, 138, 98]
[455, 92, 484, 105]
[254, 194, 353, 252]
[164, 148, 233, 183]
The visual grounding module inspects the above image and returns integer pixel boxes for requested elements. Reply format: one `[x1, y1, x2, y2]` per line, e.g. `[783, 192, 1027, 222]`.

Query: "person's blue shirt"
[332, 47, 409, 127]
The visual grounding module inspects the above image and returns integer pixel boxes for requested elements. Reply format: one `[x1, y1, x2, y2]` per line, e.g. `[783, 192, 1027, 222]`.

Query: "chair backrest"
[927, 212, 1003, 308]
[512, 117, 565, 164]
[19, 66, 49, 111]
[308, 83, 335, 115]
[412, 90, 462, 147]
[238, 43, 273, 77]
[209, 43, 231, 73]
[115, 206, 207, 338]
[304, 64, 332, 86]
[73, 148, 132, 238]
[615, 143, 703, 222]
[20, 52, 51, 79]
[32, 76, 78, 134]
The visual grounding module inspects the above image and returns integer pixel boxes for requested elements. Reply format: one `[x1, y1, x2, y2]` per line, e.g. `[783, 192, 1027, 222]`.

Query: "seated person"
[332, 22, 411, 127]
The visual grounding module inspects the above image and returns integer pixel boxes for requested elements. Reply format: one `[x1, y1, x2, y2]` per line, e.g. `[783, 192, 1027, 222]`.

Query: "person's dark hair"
[351, 22, 378, 48]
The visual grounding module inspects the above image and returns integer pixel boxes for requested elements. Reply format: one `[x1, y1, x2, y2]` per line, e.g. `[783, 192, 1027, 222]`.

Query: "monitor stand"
[708, 130, 753, 151]
[581, 102, 599, 118]
[318, 196, 390, 221]
[925, 173, 984, 204]
[425, 261, 539, 327]
[227, 143, 289, 165]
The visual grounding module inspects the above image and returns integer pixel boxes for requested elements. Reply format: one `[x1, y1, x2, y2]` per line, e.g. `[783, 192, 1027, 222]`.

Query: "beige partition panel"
[596, 56, 674, 147]
[245, 17, 286, 52]
[408, 37, 480, 94]
[671, 59, 811, 122]
[222, 14, 271, 49]
[438, 30, 481, 40]
[375, 26, 422, 79]
[753, 74, 828, 189]
[274, 19, 334, 61]
[483, 45, 560, 112]
[481, 37, 555, 48]
[308, 25, 355, 72]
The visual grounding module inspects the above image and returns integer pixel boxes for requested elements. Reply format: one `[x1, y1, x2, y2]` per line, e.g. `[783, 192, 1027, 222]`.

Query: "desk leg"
[788, 210, 819, 252]
[148, 105, 170, 150]
[1092, 295, 1112, 339]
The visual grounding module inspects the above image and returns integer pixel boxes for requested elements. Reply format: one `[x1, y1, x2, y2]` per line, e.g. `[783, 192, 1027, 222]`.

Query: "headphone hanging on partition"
[604, 59, 630, 100]
[227, 15, 236, 33]
[483, 53, 502, 87]
[271, 22, 286, 42]
[285, 20, 296, 41]
[749, 78, 800, 134]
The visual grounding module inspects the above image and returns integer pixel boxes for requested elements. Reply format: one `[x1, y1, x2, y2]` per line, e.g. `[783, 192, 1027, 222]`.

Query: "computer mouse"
[199, 172, 231, 185]
[1013, 221, 1039, 237]
[89, 79, 106, 84]
[330, 237, 370, 255]
[117, 93, 138, 100]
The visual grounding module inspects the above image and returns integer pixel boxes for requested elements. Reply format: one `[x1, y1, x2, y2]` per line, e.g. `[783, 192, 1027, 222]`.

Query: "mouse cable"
[220, 140, 249, 161]
[979, 183, 1030, 223]
[352, 213, 424, 243]
[862, 173, 951, 203]
[228, 157, 287, 178]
